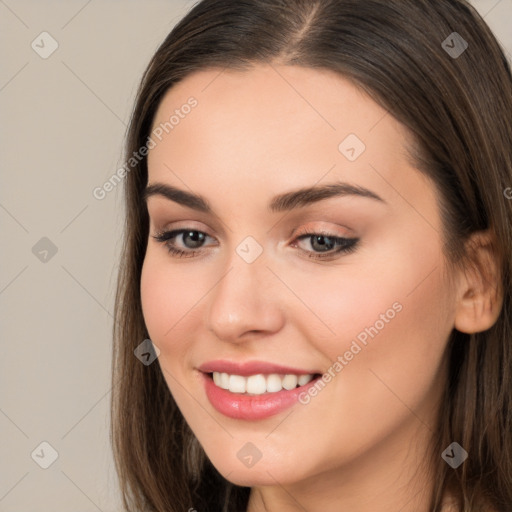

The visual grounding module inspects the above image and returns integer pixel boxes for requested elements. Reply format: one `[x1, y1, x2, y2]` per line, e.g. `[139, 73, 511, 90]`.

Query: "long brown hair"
[110, 1, 512, 510]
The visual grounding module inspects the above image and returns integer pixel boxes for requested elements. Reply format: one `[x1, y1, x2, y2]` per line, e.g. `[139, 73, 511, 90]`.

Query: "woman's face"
[141, 64, 457, 491]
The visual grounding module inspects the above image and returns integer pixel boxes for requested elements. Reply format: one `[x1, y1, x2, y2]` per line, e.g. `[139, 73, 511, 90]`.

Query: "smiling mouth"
[207, 371, 322, 395]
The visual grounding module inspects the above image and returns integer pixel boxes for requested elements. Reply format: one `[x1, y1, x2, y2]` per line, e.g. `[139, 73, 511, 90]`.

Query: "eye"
[292, 230, 359, 260]
[152, 229, 215, 258]
[152, 227, 359, 260]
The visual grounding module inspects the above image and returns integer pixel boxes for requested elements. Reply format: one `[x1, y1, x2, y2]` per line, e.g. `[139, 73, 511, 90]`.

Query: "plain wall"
[1, 1, 511, 510]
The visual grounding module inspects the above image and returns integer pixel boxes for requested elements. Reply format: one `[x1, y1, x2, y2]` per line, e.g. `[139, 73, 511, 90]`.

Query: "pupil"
[184, 231, 205, 248]
[312, 235, 335, 252]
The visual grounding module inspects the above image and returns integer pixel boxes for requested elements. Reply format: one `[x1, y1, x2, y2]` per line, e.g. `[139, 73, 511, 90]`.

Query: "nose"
[206, 252, 285, 344]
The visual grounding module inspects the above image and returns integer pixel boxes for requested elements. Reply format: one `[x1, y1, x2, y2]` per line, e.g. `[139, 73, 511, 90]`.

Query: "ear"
[454, 229, 503, 334]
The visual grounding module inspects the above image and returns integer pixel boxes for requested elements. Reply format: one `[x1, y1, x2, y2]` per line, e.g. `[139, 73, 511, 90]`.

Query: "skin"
[140, 64, 502, 512]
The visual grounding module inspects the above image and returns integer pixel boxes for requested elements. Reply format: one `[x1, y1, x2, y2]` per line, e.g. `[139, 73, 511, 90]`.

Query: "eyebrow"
[143, 181, 385, 213]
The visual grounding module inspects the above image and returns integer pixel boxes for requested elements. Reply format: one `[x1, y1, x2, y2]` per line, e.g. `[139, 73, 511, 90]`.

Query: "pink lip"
[198, 359, 319, 376]
[197, 360, 321, 420]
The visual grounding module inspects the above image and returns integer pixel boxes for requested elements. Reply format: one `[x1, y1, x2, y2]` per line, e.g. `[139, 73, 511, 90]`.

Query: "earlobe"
[453, 229, 503, 334]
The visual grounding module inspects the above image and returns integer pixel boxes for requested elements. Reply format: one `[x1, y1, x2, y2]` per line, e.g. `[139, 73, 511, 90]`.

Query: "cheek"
[140, 254, 204, 356]
[288, 230, 454, 359]
[284, 234, 454, 412]
[140, 255, 210, 417]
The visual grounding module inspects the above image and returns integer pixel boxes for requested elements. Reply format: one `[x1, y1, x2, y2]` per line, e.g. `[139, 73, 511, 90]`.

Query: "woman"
[110, 0, 512, 510]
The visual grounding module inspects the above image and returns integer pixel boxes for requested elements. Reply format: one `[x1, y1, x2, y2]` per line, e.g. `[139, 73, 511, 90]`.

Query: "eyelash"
[152, 228, 359, 261]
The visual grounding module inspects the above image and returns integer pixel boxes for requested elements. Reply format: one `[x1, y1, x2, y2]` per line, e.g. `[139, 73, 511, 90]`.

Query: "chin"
[219, 466, 287, 487]
[205, 449, 311, 487]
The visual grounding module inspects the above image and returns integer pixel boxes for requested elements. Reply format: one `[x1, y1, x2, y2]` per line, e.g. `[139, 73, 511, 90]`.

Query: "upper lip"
[197, 360, 320, 376]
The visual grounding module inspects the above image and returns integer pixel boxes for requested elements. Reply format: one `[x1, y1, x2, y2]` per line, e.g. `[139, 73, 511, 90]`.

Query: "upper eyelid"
[153, 229, 218, 250]
[151, 219, 213, 235]
[150, 216, 353, 235]
[154, 226, 351, 239]
[146, 203, 363, 236]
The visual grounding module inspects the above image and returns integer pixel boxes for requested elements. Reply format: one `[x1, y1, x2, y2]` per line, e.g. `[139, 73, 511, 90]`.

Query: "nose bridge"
[206, 240, 284, 341]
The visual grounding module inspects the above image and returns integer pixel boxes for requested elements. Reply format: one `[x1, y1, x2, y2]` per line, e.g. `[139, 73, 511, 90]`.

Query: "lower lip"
[201, 372, 320, 420]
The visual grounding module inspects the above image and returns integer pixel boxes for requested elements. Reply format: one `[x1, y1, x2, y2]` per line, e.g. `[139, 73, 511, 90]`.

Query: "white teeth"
[246, 374, 267, 394]
[298, 374, 313, 386]
[282, 374, 298, 390]
[219, 372, 230, 390]
[266, 374, 283, 393]
[211, 372, 316, 394]
[229, 374, 246, 393]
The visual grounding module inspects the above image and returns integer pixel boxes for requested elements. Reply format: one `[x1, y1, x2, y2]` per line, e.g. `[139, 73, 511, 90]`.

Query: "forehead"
[147, 64, 424, 207]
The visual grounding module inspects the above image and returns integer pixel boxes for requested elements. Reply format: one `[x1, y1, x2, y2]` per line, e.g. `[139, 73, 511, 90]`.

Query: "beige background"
[1, 1, 511, 510]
